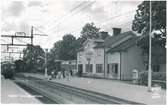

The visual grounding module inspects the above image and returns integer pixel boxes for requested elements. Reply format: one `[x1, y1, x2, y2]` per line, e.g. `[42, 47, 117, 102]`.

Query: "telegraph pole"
[148, 1, 152, 92]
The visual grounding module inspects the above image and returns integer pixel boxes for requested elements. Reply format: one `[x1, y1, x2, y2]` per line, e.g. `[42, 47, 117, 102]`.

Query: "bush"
[138, 71, 166, 89]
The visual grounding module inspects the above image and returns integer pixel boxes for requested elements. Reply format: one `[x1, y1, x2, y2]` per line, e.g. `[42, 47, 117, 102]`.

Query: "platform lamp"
[44, 49, 48, 79]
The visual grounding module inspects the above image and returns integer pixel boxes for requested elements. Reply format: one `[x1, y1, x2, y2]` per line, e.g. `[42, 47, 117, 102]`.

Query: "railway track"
[14, 74, 144, 104]
[15, 82, 57, 104]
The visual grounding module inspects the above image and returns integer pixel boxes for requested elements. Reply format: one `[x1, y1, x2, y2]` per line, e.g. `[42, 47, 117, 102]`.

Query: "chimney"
[113, 28, 121, 36]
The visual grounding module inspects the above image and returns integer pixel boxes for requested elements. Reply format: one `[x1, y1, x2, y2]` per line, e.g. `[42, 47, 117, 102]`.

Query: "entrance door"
[78, 64, 83, 76]
[107, 63, 119, 79]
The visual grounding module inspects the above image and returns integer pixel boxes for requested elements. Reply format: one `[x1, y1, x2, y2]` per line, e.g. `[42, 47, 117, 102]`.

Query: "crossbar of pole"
[33, 34, 48, 36]
[1, 44, 28, 46]
[1, 52, 23, 54]
[1, 35, 32, 38]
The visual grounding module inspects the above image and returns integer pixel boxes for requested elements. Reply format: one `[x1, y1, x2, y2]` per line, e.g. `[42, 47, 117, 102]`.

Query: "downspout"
[120, 52, 122, 80]
[104, 47, 106, 79]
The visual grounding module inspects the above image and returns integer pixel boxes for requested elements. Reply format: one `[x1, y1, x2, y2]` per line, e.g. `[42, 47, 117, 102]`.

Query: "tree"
[61, 34, 77, 60]
[99, 31, 110, 39]
[23, 44, 45, 72]
[14, 59, 25, 72]
[50, 34, 77, 60]
[81, 22, 100, 40]
[132, 1, 166, 37]
[47, 34, 78, 73]
[132, 1, 166, 70]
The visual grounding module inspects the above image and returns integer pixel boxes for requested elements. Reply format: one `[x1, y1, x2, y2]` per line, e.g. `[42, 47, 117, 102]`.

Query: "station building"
[77, 28, 146, 80]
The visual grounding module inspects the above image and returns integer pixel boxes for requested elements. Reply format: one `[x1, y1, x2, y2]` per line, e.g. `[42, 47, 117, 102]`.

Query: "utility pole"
[148, 1, 152, 92]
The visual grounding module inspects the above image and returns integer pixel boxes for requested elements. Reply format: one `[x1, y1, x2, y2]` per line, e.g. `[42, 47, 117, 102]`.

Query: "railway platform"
[23, 73, 166, 105]
[1, 77, 42, 104]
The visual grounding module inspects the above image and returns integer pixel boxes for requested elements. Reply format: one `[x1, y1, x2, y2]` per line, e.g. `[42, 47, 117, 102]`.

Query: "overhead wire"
[46, 1, 96, 33]
[43, 1, 88, 31]
[65, 9, 136, 35]
[52, 3, 135, 36]
[32, 1, 88, 37]
[43, 1, 87, 27]
[1, 39, 10, 44]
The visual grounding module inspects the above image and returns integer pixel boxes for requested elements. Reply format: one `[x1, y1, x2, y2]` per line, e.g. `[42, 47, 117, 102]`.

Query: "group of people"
[50, 68, 73, 80]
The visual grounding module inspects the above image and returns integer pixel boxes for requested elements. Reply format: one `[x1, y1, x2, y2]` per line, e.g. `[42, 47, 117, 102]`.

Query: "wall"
[77, 40, 105, 76]
[106, 52, 120, 79]
[160, 64, 166, 72]
[107, 52, 120, 64]
[121, 46, 145, 80]
[93, 48, 105, 75]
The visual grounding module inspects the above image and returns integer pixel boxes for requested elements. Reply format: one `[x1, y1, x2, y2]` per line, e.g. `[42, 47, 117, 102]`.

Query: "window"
[107, 64, 112, 74]
[107, 64, 110, 73]
[78, 64, 83, 76]
[96, 49, 102, 56]
[107, 63, 118, 74]
[114, 64, 118, 74]
[152, 65, 160, 72]
[96, 64, 103, 73]
[112, 64, 118, 74]
[85, 64, 93, 73]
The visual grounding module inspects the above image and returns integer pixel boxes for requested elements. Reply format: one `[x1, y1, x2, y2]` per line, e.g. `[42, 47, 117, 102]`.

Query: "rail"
[14, 74, 144, 104]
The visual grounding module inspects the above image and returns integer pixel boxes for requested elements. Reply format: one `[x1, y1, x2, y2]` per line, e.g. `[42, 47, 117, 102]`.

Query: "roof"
[76, 47, 84, 52]
[93, 44, 105, 48]
[107, 36, 139, 53]
[104, 31, 136, 47]
[77, 31, 137, 51]
[82, 38, 104, 46]
[94, 39, 104, 43]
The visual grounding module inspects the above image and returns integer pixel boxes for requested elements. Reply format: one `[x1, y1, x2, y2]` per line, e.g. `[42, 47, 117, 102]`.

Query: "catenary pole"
[148, 0, 152, 92]
[45, 49, 48, 79]
[31, 26, 33, 45]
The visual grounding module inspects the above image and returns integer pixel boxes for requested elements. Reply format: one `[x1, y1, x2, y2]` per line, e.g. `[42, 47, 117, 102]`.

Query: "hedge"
[138, 71, 166, 89]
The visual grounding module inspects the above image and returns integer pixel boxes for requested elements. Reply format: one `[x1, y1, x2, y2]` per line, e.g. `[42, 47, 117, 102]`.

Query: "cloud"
[1, 0, 143, 49]
[28, 1, 42, 7]
[19, 22, 30, 35]
[1, 22, 17, 32]
[7, 1, 25, 17]
[1, 14, 30, 34]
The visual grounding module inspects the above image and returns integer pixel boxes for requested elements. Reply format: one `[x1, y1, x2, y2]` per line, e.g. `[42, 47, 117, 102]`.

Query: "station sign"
[15, 32, 26, 36]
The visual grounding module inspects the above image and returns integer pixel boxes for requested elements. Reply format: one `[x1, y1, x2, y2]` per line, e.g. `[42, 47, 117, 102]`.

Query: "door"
[107, 63, 119, 79]
[78, 64, 83, 76]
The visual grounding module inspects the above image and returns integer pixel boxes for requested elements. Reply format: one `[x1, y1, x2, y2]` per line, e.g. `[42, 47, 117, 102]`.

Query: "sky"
[1, 0, 143, 60]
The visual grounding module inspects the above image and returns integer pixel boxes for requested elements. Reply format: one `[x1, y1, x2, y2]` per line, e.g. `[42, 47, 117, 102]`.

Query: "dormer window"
[96, 49, 102, 56]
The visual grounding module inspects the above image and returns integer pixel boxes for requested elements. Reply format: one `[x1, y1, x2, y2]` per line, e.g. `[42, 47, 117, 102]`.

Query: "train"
[1, 62, 15, 79]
